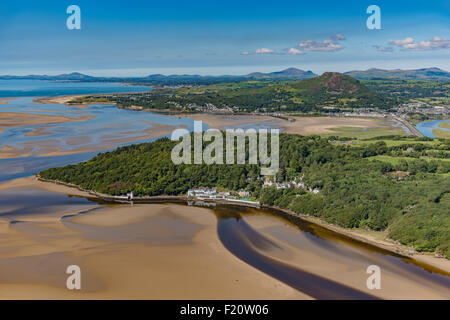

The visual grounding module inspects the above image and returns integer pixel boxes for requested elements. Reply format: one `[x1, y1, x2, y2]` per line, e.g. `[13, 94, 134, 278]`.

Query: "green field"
[438, 122, 450, 129]
[354, 139, 440, 147]
[433, 128, 450, 139]
[327, 125, 407, 139]
[368, 155, 450, 164]
[362, 80, 450, 107]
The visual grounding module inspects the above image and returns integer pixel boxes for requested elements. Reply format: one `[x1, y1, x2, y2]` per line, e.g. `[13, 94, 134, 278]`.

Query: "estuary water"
[0, 80, 197, 181]
[0, 79, 152, 97]
[416, 119, 450, 138]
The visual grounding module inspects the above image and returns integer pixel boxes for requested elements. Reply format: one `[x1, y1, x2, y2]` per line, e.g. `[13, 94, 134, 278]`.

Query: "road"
[390, 114, 424, 137]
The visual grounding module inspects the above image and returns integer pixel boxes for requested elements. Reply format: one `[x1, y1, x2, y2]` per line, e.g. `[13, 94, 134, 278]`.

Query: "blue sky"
[0, 0, 449, 76]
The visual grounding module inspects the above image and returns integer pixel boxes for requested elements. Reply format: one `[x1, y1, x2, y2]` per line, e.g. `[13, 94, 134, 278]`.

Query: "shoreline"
[35, 175, 261, 208]
[111, 106, 397, 136]
[31, 93, 422, 139]
[34, 95, 89, 105]
[34, 175, 450, 274]
[0, 184, 306, 299]
[267, 206, 450, 274]
[65, 97, 384, 120]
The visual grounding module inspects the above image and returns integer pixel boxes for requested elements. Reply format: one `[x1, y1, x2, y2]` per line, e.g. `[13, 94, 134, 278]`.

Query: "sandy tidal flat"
[34, 95, 88, 105]
[0, 111, 94, 129]
[171, 113, 279, 129]
[242, 215, 450, 300]
[280, 116, 391, 135]
[169, 113, 385, 135]
[0, 96, 194, 159]
[0, 177, 449, 299]
[0, 177, 306, 299]
[0, 116, 180, 159]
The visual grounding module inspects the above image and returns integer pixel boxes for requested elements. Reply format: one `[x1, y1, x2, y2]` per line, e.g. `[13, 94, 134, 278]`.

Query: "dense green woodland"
[40, 134, 450, 258]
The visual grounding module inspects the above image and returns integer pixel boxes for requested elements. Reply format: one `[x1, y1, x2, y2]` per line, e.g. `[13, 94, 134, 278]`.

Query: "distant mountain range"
[0, 72, 97, 81]
[0, 68, 317, 85]
[245, 68, 316, 79]
[0, 67, 448, 84]
[344, 67, 450, 81]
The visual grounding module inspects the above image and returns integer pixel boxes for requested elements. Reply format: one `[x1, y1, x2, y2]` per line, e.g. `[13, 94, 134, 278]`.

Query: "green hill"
[345, 67, 450, 81]
[285, 72, 389, 108]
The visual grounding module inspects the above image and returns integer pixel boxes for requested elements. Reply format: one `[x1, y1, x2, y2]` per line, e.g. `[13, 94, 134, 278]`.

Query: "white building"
[187, 188, 218, 198]
[311, 188, 321, 194]
[238, 190, 250, 197]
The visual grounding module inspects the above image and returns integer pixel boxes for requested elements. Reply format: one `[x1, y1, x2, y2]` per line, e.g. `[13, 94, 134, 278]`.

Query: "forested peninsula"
[40, 133, 450, 258]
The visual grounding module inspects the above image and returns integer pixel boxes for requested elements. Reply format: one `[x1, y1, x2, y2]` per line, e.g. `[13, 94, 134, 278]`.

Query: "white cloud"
[331, 34, 346, 41]
[388, 37, 450, 50]
[240, 51, 250, 55]
[286, 48, 304, 55]
[388, 37, 414, 46]
[255, 48, 275, 54]
[411, 37, 450, 50]
[373, 45, 393, 52]
[298, 39, 343, 52]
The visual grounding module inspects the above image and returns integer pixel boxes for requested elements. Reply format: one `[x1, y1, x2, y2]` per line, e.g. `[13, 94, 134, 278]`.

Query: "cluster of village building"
[186, 174, 321, 202]
[262, 175, 321, 194]
[187, 188, 249, 200]
[394, 102, 449, 117]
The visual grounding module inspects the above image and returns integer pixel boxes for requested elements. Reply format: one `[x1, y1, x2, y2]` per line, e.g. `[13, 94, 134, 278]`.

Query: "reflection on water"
[0, 152, 99, 182]
[0, 188, 95, 219]
[215, 206, 378, 299]
[214, 205, 450, 299]
[62, 208, 204, 245]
